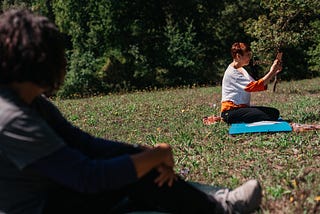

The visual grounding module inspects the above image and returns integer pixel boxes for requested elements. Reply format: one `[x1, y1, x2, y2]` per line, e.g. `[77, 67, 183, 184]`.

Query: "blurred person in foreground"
[0, 9, 262, 214]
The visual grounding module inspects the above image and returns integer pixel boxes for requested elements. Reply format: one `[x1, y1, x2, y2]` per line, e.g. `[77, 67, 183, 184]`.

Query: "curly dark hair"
[0, 9, 66, 93]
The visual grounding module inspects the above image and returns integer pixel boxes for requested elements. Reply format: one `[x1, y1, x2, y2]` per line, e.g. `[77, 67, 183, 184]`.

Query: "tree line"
[2, 0, 319, 97]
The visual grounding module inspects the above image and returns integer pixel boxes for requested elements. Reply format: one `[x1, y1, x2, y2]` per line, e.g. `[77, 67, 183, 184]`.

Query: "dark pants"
[43, 171, 223, 214]
[43, 145, 223, 214]
[221, 106, 280, 124]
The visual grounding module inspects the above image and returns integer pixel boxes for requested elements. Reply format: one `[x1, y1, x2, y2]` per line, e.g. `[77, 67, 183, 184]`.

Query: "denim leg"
[127, 170, 223, 214]
[42, 185, 129, 214]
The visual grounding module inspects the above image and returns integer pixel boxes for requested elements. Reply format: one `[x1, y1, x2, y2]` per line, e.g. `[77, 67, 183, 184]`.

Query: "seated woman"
[221, 42, 282, 124]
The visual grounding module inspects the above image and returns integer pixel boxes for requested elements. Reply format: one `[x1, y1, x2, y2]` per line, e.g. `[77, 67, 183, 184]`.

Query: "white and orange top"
[221, 65, 267, 112]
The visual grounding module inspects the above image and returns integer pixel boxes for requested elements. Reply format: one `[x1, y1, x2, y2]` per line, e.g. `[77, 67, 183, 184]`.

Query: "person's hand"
[155, 143, 175, 168]
[263, 59, 283, 85]
[130, 142, 176, 180]
[154, 164, 178, 187]
[271, 59, 282, 75]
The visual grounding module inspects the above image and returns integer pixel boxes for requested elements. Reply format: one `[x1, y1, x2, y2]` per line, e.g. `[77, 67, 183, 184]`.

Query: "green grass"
[53, 77, 320, 213]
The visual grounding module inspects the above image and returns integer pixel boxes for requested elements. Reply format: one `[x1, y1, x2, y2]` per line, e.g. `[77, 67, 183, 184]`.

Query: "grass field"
[54, 77, 320, 213]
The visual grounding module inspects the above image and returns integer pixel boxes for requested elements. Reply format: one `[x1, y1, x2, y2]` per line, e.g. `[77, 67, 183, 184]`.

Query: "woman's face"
[238, 51, 252, 66]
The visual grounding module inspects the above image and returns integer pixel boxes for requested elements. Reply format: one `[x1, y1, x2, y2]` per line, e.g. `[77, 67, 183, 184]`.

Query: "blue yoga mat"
[229, 121, 292, 135]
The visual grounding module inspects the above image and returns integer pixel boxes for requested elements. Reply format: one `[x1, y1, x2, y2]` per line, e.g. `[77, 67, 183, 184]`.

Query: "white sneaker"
[214, 179, 262, 214]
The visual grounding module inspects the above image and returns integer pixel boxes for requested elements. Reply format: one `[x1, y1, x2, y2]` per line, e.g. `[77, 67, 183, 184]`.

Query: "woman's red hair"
[231, 42, 251, 59]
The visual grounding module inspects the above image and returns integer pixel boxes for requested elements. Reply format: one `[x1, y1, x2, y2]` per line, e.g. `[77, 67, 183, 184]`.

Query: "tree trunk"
[273, 75, 278, 92]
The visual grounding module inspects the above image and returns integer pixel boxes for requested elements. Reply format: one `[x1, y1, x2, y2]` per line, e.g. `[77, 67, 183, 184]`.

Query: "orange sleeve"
[244, 78, 267, 92]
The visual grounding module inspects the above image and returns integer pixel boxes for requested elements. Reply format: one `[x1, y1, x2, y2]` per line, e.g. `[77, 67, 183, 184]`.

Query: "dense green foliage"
[1, 0, 319, 97]
[244, 0, 320, 79]
[54, 78, 320, 213]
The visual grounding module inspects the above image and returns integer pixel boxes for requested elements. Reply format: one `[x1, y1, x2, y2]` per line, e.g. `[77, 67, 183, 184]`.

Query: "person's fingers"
[155, 173, 169, 187]
[155, 165, 177, 187]
[155, 167, 166, 184]
[276, 68, 282, 74]
[155, 165, 171, 184]
[156, 172, 177, 187]
[167, 174, 178, 187]
[271, 60, 283, 75]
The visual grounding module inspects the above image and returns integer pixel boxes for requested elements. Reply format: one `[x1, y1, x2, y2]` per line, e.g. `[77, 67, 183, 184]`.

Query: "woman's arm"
[262, 59, 282, 86]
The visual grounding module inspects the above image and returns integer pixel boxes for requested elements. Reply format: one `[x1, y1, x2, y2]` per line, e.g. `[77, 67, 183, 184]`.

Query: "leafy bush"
[58, 51, 106, 98]
[307, 20, 320, 76]
[163, 17, 205, 86]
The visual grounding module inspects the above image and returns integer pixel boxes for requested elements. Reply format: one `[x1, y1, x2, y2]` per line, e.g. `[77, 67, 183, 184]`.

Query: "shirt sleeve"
[28, 146, 138, 193]
[56, 122, 144, 158]
[0, 113, 65, 169]
[244, 78, 267, 92]
[32, 95, 143, 158]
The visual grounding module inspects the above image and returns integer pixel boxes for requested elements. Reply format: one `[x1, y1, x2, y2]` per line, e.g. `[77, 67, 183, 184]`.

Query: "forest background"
[1, 0, 320, 97]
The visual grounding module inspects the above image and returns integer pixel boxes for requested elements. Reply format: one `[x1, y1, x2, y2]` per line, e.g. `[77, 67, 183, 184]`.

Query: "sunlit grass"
[54, 77, 320, 213]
